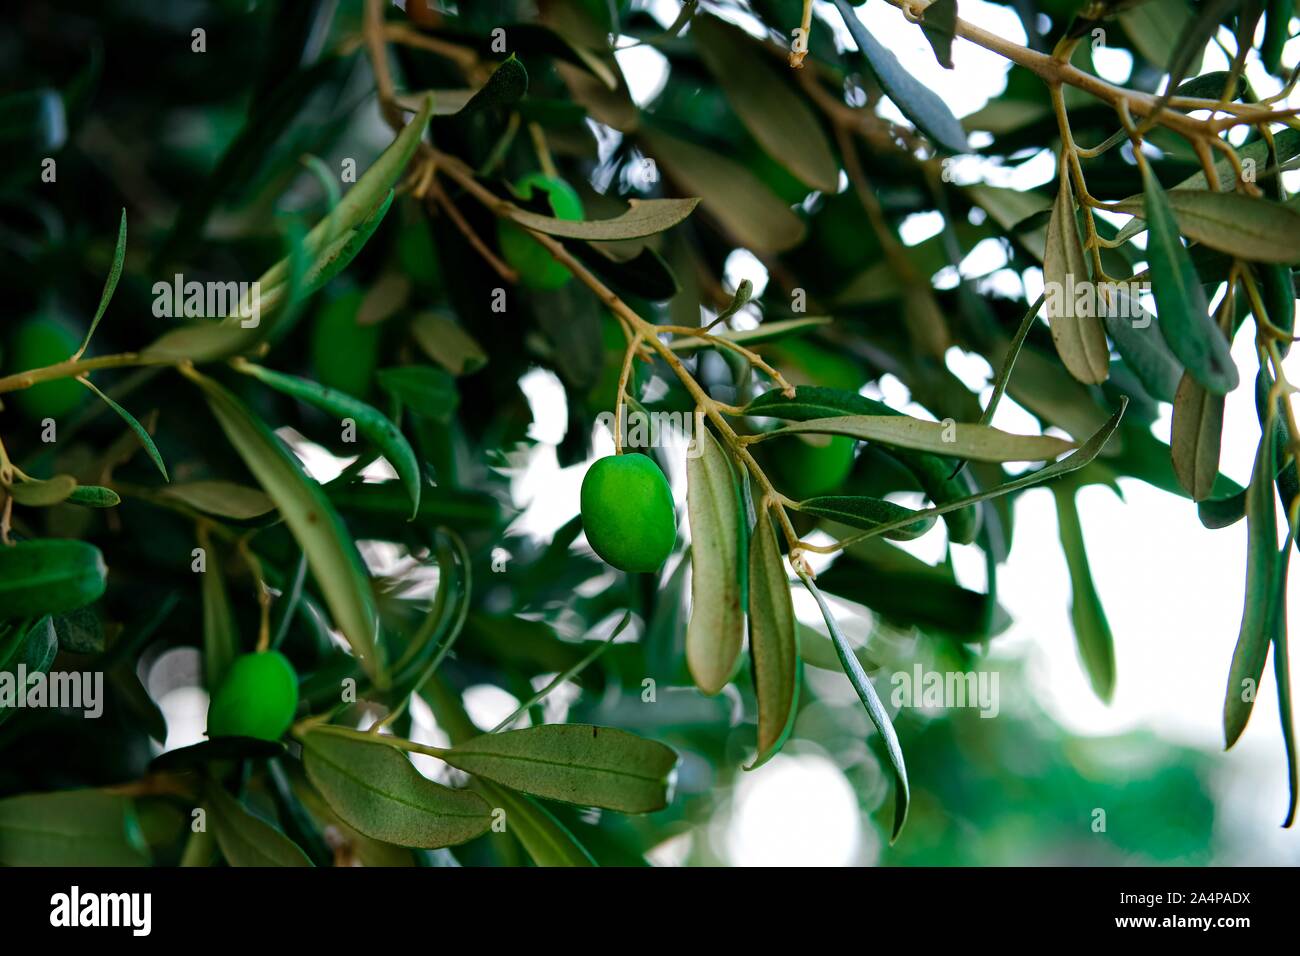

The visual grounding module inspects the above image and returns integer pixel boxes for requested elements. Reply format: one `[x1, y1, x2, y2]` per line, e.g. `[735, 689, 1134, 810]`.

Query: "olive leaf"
[377, 365, 460, 422]
[303, 730, 494, 848]
[747, 510, 800, 769]
[410, 313, 488, 376]
[1112, 189, 1300, 264]
[0, 789, 148, 866]
[830, 0, 967, 153]
[78, 377, 169, 481]
[919, 0, 957, 69]
[145, 93, 434, 363]
[477, 780, 596, 867]
[9, 474, 77, 506]
[1053, 487, 1116, 702]
[1141, 162, 1239, 394]
[686, 428, 745, 695]
[692, 14, 839, 192]
[797, 495, 935, 540]
[198, 531, 238, 691]
[1223, 425, 1284, 748]
[745, 385, 981, 541]
[1043, 162, 1109, 384]
[234, 360, 421, 519]
[504, 197, 700, 242]
[439, 725, 678, 814]
[185, 367, 385, 686]
[0, 616, 57, 726]
[800, 571, 909, 842]
[67, 485, 121, 508]
[814, 399, 1127, 545]
[160, 481, 276, 520]
[639, 126, 806, 253]
[74, 207, 127, 360]
[0, 540, 107, 620]
[1170, 371, 1225, 501]
[205, 782, 312, 867]
[1102, 290, 1183, 403]
[758, 416, 1074, 463]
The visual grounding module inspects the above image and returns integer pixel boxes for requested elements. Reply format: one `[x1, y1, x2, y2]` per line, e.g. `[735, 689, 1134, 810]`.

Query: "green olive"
[9, 316, 84, 420]
[770, 434, 856, 501]
[310, 289, 379, 398]
[496, 173, 583, 290]
[206, 651, 299, 742]
[580, 453, 676, 573]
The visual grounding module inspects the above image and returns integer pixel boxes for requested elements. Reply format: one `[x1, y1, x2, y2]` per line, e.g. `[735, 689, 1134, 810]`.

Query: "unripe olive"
[770, 434, 856, 501]
[206, 651, 299, 742]
[496, 173, 583, 290]
[580, 454, 676, 573]
[9, 316, 84, 420]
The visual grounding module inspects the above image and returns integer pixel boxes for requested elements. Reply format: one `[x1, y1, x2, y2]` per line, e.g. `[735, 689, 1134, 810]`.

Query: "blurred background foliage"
[0, 0, 1283, 864]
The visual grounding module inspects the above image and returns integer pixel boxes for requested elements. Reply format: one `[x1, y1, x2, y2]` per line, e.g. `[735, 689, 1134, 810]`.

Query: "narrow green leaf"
[817, 399, 1127, 544]
[205, 782, 312, 867]
[263, 97, 433, 291]
[160, 481, 275, 520]
[1198, 488, 1247, 529]
[919, 0, 957, 68]
[1113, 189, 1300, 264]
[0, 616, 57, 725]
[0, 540, 107, 620]
[377, 365, 460, 423]
[1224, 425, 1283, 748]
[78, 377, 168, 481]
[477, 780, 597, 867]
[685, 428, 745, 695]
[762, 415, 1074, 463]
[668, 317, 832, 353]
[799, 572, 909, 842]
[692, 14, 839, 192]
[745, 385, 981, 541]
[460, 54, 527, 113]
[797, 495, 935, 540]
[9, 474, 77, 506]
[1270, 540, 1296, 826]
[1141, 162, 1239, 394]
[199, 532, 238, 691]
[1053, 487, 1116, 702]
[639, 126, 806, 253]
[1102, 288, 1183, 403]
[1171, 371, 1225, 500]
[303, 730, 493, 848]
[1044, 163, 1109, 384]
[505, 196, 700, 242]
[67, 485, 121, 508]
[410, 312, 487, 376]
[234, 360, 421, 520]
[143, 91, 428, 364]
[75, 208, 127, 359]
[747, 511, 800, 769]
[441, 725, 678, 814]
[0, 789, 148, 866]
[185, 368, 384, 686]
[830, 0, 967, 153]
